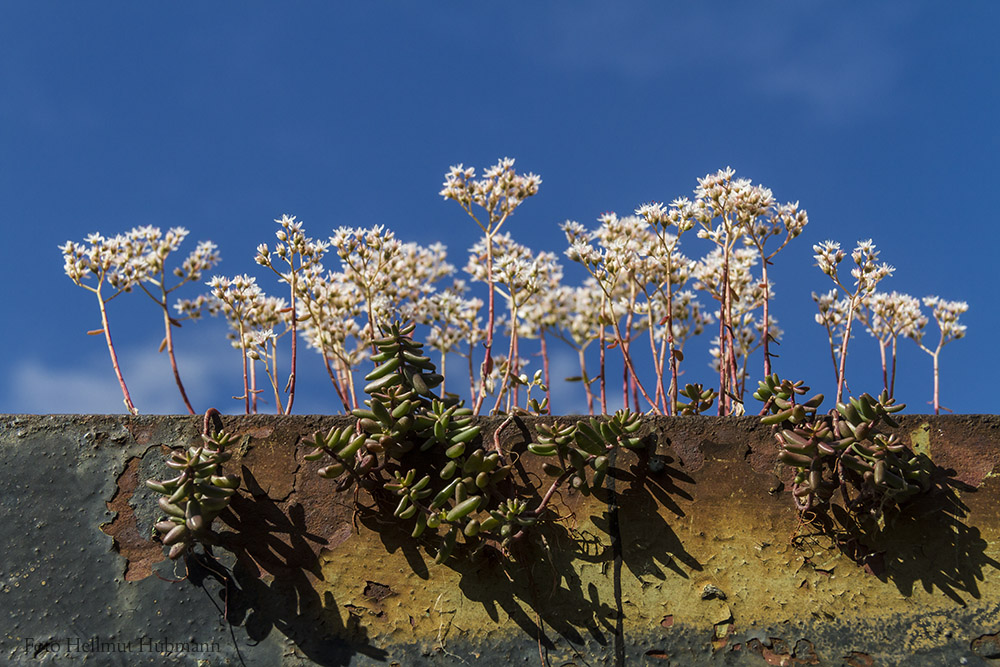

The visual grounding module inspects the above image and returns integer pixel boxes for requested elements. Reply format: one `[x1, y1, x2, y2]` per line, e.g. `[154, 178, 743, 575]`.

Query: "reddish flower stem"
[161, 308, 195, 414]
[539, 329, 552, 412]
[96, 289, 138, 415]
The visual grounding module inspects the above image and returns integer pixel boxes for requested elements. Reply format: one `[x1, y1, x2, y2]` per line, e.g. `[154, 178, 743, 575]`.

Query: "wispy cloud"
[5, 342, 232, 415]
[533, 3, 913, 123]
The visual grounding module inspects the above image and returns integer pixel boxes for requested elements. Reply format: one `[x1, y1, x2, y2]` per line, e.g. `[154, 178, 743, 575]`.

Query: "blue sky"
[2, 3, 995, 415]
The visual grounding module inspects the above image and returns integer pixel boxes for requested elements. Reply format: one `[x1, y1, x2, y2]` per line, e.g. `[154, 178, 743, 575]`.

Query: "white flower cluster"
[912, 296, 968, 347]
[860, 291, 925, 342]
[62, 160, 969, 416]
[813, 240, 846, 278]
[689, 167, 804, 246]
[414, 281, 484, 356]
[207, 274, 265, 325]
[61, 226, 222, 305]
[467, 233, 561, 309]
[813, 289, 849, 334]
[60, 230, 145, 293]
[815, 239, 894, 295]
[440, 158, 541, 229]
[256, 215, 329, 278]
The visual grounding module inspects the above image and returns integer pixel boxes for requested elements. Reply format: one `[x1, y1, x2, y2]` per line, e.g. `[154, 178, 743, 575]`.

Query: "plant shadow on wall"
[805, 473, 1000, 606]
[300, 322, 703, 654]
[144, 413, 387, 666]
[350, 425, 702, 653]
[178, 477, 389, 667]
[756, 376, 1000, 606]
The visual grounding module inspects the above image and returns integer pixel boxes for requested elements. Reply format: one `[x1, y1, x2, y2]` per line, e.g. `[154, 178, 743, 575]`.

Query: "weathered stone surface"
[1, 414, 998, 665]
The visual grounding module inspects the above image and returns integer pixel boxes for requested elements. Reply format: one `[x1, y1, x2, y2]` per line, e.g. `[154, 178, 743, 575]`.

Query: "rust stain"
[125, 423, 154, 446]
[712, 619, 734, 652]
[363, 580, 394, 603]
[239, 434, 297, 500]
[744, 638, 820, 666]
[81, 415, 1000, 657]
[101, 457, 164, 581]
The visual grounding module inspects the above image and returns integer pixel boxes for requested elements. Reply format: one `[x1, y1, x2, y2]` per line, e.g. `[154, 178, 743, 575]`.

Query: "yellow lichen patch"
[909, 422, 932, 459]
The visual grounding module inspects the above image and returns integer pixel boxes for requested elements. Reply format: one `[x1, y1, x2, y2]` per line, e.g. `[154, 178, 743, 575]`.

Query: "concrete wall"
[1, 414, 999, 666]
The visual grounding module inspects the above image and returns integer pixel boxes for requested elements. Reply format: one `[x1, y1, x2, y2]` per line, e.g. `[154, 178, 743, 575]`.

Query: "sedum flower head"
[915, 296, 968, 346]
[813, 240, 845, 278]
[812, 289, 849, 331]
[60, 232, 148, 293]
[860, 291, 924, 341]
[440, 158, 540, 231]
[849, 239, 894, 294]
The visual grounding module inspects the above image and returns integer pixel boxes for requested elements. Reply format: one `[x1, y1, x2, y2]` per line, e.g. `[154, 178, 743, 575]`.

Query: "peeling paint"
[100, 455, 165, 581]
[2, 414, 999, 665]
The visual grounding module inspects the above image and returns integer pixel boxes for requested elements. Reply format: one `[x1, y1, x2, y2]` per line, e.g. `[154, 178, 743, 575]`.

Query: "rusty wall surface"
[1, 414, 999, 666]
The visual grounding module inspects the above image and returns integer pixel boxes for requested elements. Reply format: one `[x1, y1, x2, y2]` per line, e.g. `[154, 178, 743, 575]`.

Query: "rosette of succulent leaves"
[145, 431, 241, 560]
[755, 374, 931, 526]
[303, 321, 645, 565]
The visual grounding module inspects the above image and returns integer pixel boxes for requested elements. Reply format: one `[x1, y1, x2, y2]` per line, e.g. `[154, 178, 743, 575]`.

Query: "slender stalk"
[321, 352, 351, 412]
[473, 234, 496, 415]
[285, 272, 297, 414]
[631, 371, 638, 411]
[760, 258, 773, 377]
[621, 284, 637, 410]
[622, 355, 629, 410]
[249, 357, 258, 414]
[577, 346, 595, 415]
[492, 307, 520, 414]
[161, 308, 195, 414]
[656, 322, 671, 413]
[721, 242, 741, 411]
[539, 329, 552, 411]
[604, 303, 661, 414]
[467, 341, 476, 406]
[643, 297, 665, 412]
[835, 296, 858, 405]
[931, 349, 940, 415]
[889, 338, 898, 399]
[878, 339, 888, 396]
[666, 291, 679, 416]
[96, 289, 138, 415]
[439, 350, 448, 397]
[267, 341, 284, 414]
[598, 308, 607, 414]
[716, 308, 726, 416]
[344, 357, 358, 410]
[237, 320, 250, 414]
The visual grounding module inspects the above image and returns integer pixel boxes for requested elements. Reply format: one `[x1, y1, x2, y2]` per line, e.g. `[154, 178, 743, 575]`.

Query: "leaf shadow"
[800, 465, 1000, 605]
[183, 467, 388, 667]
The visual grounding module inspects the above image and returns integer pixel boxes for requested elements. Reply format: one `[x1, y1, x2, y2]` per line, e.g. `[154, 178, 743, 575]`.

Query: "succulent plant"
[675, 383, 718, 415]
[756, 374, 931, 520]
[306, 322, 651, 564]
[145, 431, 241, 560]
[528, 409, 643, 497]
